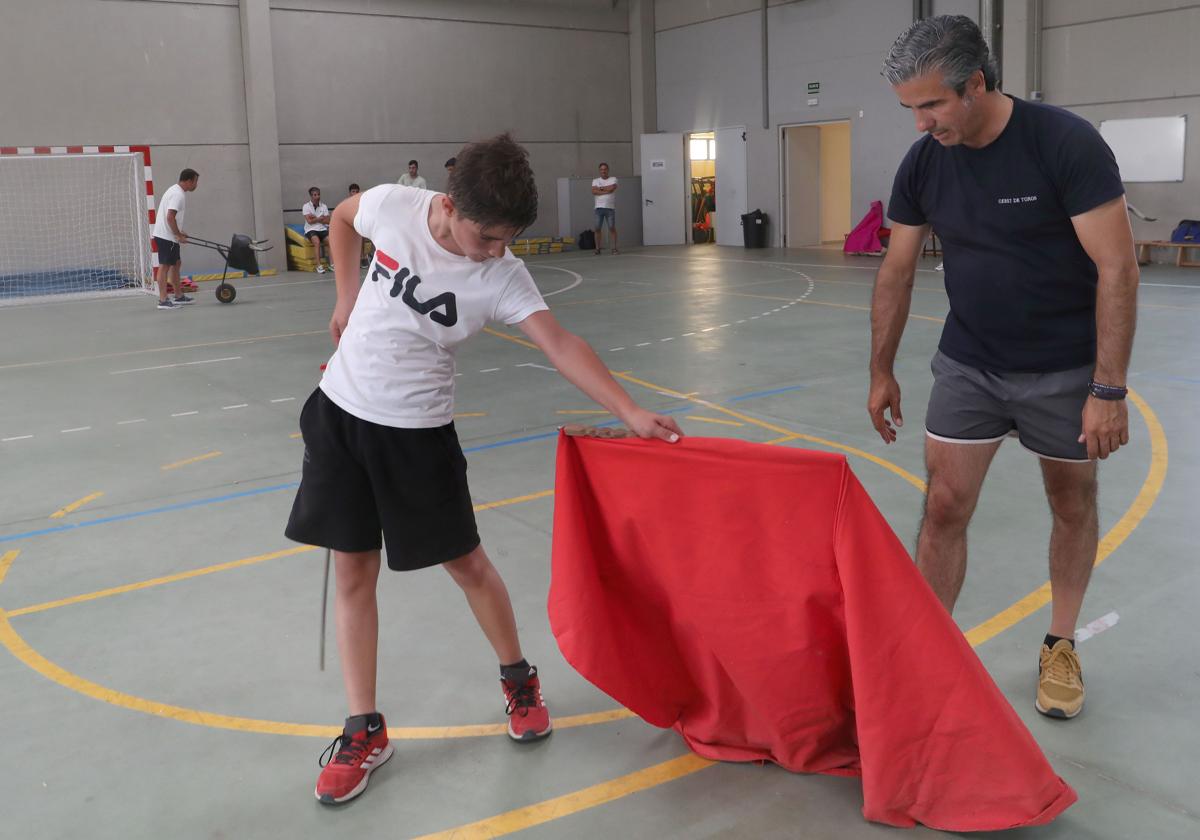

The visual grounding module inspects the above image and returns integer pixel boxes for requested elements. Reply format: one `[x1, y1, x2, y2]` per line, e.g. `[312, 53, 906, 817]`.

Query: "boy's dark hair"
[408, 159, 418, 167]
[348, 183, 360, 192]
[599, 162, 609, 169]
[447, 133, 538, 232]
[179, 168, 199, 182]
[308, 186, 320, 194]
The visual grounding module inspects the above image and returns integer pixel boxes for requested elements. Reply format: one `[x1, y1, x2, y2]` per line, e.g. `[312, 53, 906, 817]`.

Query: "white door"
[714, 126, 748, 246]
[639, 133, 686, 246]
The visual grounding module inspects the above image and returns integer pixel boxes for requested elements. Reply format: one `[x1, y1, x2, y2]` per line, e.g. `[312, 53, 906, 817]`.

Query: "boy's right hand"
[330, 302, 353, 346]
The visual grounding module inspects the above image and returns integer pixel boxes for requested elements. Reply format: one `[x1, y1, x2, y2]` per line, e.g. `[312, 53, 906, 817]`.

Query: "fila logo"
[371, 250, 458, 327]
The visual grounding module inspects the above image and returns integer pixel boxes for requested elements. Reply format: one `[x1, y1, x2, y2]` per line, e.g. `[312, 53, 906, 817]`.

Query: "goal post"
[0, 145, 155, 303]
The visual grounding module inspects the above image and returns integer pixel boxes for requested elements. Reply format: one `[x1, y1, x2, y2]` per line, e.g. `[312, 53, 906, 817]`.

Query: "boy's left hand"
[626, 409, 683, 443]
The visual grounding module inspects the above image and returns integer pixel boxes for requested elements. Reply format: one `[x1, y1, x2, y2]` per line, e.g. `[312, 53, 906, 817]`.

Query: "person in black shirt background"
[868, 16, 1139, 720]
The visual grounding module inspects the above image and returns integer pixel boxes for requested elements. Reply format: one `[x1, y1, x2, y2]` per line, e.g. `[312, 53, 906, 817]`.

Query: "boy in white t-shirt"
[287, 134, 683, 805]
[591, 162, 619, 255]
[302, 187, 332, 273]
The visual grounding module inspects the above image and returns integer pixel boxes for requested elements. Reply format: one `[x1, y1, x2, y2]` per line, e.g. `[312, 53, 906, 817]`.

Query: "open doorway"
[687, 131, 716, 244]
[780, 120, 852, 249]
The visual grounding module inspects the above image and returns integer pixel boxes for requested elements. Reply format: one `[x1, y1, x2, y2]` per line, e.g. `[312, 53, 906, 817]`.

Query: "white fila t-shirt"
[319, 184, 548, 428]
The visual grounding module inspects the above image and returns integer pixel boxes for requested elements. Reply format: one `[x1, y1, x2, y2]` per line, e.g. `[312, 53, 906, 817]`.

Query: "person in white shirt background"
[398, 159, 427, 189]
[302, 187, 333, 274]
[591, 162, 618, 255]
[151, 168, 199, 309]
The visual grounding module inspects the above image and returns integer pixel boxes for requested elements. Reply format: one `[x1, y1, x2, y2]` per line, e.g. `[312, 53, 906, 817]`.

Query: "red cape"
[549, 432, 1076, 830]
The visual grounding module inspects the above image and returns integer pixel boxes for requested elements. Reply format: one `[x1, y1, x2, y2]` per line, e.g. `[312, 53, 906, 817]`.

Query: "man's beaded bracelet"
[1088, 380, 1127, 401]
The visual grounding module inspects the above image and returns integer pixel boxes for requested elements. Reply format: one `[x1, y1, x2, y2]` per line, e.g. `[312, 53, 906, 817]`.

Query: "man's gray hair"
[881, 15, 998, 94]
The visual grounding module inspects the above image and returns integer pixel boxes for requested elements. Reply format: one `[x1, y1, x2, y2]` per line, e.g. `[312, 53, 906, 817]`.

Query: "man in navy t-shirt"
[868, 16, 1139, 720]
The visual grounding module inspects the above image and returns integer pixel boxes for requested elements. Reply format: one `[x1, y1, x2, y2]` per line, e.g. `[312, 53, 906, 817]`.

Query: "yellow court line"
[473, 489, 555, 512]
[411, 754, 715, 840]
[483, 326, 539, 351]
[0, 550, 18, 585]
[685, 415, 744, 427]
[556, 409, 610, 415]
[454, 412, 489, 418]
[965, 388, 1167, 646]
[6, 546, 316, 619]
[161, 451, 222, 471]
[49, 492, 103, 520]
[289, 432, 303, 439]
[763, 434, 802, 445]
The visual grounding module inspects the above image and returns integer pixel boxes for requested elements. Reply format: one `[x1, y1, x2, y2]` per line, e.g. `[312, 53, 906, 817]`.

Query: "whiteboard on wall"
[1099, 115, 1186, 182]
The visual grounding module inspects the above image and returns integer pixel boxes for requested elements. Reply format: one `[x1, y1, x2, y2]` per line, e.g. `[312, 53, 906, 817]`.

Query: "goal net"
[0, 151, 153, 303]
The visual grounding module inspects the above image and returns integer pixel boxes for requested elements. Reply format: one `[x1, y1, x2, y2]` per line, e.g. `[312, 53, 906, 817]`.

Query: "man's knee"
[335, 553, 379, 598]
[1045, 476, 1097, 524]
[922, 481, 975, 532]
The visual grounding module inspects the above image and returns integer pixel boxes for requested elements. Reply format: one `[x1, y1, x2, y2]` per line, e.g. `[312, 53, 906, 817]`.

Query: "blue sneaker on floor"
[173, 295, 195, 305]
[157, 298, 178, 310]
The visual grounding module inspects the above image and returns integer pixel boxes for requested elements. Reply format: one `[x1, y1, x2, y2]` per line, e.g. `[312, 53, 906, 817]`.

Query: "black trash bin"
[741, 209, 768, 248]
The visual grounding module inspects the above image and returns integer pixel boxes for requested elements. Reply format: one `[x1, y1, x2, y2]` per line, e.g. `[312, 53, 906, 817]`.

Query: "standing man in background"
[151, 168, 199, 310]
[398, 160, 427, 189]
[303, 187, 333, 274]
[868, 16, 1139, 720]
[591, 162, 618, 255]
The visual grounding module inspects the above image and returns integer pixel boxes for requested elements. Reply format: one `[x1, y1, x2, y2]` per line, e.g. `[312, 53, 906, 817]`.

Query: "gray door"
[639, 133, 686, 246]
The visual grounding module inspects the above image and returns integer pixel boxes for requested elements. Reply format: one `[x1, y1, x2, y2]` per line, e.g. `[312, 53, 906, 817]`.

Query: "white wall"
[655, 0, 916, 245]
[0, 0, 634, 272]
[1040, 2, 1200, 244]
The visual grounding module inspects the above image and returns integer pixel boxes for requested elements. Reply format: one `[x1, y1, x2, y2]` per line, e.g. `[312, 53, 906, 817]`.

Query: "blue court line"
[0, 406, 693, 545]
[0, 483, 299, 545]
[729, 384, 808, 402]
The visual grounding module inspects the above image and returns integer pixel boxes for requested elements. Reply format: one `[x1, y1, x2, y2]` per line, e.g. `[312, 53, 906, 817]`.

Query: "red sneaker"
[315, 713, 393, 804]
[502, 666, 553, 741]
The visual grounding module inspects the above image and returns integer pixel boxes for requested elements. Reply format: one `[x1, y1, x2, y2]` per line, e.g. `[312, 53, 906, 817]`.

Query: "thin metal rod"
[762, 0, 769, 130]
[319, 548, 331, 671]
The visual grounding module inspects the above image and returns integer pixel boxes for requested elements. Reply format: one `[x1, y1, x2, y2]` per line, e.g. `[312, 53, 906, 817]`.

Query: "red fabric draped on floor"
[548, 432, 1076, 830]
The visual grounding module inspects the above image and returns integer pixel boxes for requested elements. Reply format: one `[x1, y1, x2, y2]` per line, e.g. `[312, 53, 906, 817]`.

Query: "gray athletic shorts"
[925, 351, 1091, 462]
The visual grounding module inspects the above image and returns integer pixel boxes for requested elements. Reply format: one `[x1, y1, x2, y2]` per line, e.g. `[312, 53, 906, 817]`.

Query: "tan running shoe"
[1036, 639, 1085, 719]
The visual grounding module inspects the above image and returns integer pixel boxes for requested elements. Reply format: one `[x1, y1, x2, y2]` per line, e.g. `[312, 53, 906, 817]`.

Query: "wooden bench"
[1135, 240, 1200, 268]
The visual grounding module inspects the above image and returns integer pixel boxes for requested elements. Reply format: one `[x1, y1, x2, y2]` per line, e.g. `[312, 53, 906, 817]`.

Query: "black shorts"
[285, 388, 481, 571]
[306, 229, 329, 241]
[154, 236, 180, 266]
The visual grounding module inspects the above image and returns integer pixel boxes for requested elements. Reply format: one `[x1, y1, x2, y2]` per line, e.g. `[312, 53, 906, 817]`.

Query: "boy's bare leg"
[334, 549, 382, 715]
[443, 544, 523, 664]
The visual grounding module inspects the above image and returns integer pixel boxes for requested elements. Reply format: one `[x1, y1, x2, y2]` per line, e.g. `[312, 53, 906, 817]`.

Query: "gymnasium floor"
[0, 245, 1196, 839]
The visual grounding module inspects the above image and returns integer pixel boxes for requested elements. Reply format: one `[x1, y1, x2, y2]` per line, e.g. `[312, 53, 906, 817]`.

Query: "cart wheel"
[216, 283, 237, 304]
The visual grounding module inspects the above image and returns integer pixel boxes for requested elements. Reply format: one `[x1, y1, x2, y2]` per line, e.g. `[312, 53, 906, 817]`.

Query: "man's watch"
[1088, 380, 1127, 401]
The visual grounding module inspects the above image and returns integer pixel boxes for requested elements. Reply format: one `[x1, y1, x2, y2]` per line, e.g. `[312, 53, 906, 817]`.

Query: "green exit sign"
[807, 82, 820, 93]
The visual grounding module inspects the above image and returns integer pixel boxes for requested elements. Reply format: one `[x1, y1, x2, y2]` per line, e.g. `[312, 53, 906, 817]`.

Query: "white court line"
[3, 435, 34, 442]
[111, 356, 242, 375]
[171, 411, 199, 417]
[222, 404, 248, 410]
[117, 418, 147, 425]
[270, 397, 295, 403]
[517, 363, 557, 372]
[61, 427, 91, 434]
[635, 342, 651, 347]
[479, 368, 501, 373]
[1141, 282, 1200, 289]
[609, 347, 625, 351]
[660, 337, 674, 342]
[1075, 611, 1120, 643]
[529, 264, 584, 297]
[681, 332, 695, 337]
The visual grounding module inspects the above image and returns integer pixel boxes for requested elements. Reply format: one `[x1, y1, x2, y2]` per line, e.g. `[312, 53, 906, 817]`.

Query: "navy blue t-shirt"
[888, 96, 1124, 372]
